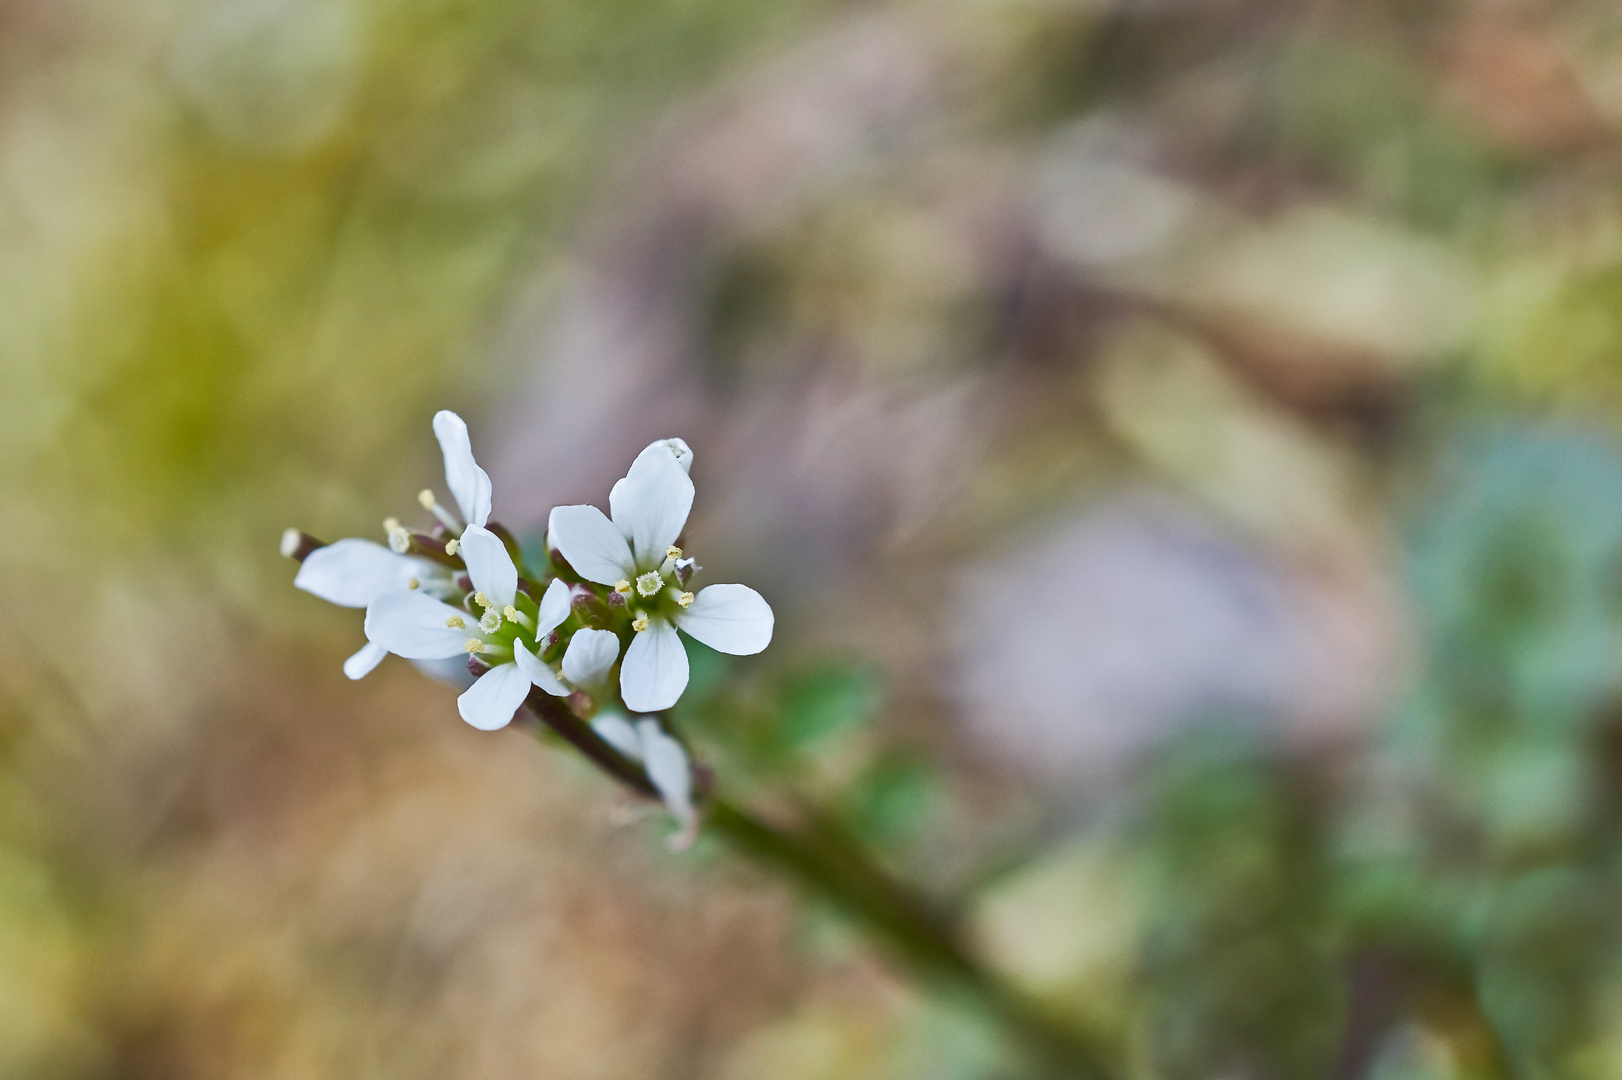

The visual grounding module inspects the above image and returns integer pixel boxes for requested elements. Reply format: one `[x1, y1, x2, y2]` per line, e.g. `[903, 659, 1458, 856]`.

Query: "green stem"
[522, 696, 1116, 1079]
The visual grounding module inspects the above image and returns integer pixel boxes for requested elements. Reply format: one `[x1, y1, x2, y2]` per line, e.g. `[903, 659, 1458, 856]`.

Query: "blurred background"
[7, 0, 1622, 1076]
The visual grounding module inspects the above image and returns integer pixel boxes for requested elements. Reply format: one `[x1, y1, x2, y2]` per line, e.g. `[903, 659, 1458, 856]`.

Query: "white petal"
[637, 719, 696, 838]
[295, 538, 423, 608]
[547, 504, 635, 585]
[535, 578, 573, 639]
[456, 662, 530, 730]
[343, 640, 388, 679]
[512, 637, 569, 696]
[365, 591, 473, 659]
[609, 443, 695, 569]
[458, 525, 517, 610]
[562, 628, 621, 690]
[592, 713, 643, 760]
[675, 584, 774, 655]
[433, 410, 493, 527]
[619, 617, 689, 712]
[647, 438, 694, 474]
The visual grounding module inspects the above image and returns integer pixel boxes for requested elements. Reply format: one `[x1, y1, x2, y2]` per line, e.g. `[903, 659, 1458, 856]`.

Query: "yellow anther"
[418, 489, 437, 509]
[666, 545, 682, 560]
[383, 517, 400, 533]
[631, 613, 650, 632]
[614, 579, 632, 595]
[445, 537, 460, 556]
[446, 615, 465, 629]
[464, 638, 484, 654]
[408, 577, 420, 590]
[503, 606, 519, 621]
[677, 591, 694, 607]
[473, 591, 491, 609]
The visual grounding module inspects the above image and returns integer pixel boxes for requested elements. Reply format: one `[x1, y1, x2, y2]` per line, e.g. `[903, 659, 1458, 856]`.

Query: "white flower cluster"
[288, 411, 774, 838]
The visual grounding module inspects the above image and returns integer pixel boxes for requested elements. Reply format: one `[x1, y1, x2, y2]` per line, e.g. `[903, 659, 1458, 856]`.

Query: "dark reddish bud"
[606, 590, 627, 609]
[280, 529, 325, 562]
[467, 656, 491, 677]
[674, 558, 698, 587]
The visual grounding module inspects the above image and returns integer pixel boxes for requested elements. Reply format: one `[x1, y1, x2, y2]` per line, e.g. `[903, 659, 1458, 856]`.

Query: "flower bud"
[467, 655, 491, 677]
[280, 529, 325, 563]
[673, 557, 698, 587]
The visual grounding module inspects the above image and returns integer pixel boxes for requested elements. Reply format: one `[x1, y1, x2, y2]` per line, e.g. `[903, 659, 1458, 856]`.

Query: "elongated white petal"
[343, 640, 389, 679]
[456, 662, 529, 730]
[592, 713, 642, 760]
[547, 504, 635, 585]
[637, 719, 696, 840]
[295, 538, 422, 608]
[675, 584, 774, 655]
[610, 442, 695, 569]
[535, 578, 572, 639]
[458, 525, 517, 610]
[365, 591, 472, 659]
[649, 438, 694, 474]
[512, 638, 569, 696]
[562, 628, 621, 690]
[620, 617, 689, 712]
[433, 410, 492, 527]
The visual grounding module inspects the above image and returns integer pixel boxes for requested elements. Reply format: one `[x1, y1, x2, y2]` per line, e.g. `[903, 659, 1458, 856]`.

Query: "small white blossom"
[592, 712, 697, 847]
[366, 532, 573, 730]
[289, 409, 492, 679]
[548, 439, 773, 712]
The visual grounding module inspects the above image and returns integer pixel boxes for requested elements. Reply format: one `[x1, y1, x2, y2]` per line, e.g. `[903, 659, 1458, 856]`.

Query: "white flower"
[292, 536, 446, 679]
[593, 713, 697, 847]
[365, 527, 571, 730]
[548, 439, 774, 713]
[289, 409, 492, 679]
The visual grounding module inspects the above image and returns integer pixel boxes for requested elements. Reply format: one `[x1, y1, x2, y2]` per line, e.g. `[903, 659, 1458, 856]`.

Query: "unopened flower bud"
[280, 529, 325, 562]
[673, 557, 698, 587]
[606, 590, 626, 609]
[467, 655, 491, 677]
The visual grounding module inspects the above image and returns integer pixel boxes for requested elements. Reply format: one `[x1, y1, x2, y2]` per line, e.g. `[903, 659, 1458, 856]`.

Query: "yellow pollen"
[614, 579, 632, 595]
[464, 638, 484, 654]
[383, 517, 400, 533]
[503, 606, 519, 621]
[444, 537, 460, 556]
[418, 489, 436, 509]
[446, 615, 465, 629]
[631, 613, 650, 632]
[473, 591, 491, 609]
[666, 545, 682, 560]
[678, 591, 694, 607]
[408, 577, 420, 590]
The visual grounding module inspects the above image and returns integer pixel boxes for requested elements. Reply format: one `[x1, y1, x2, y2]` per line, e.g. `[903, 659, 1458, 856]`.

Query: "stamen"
[473, 591, 491, 610]
[383, 517, 400, 534]
[635, 571, 664, 598]
[388, 526, 412, 554]
[666, 546, 682, 560]
[614, 579, 632, 595]
[631, 612, 650, 632]
[504, 605, 534, 630]
[677, 591, 694, 608]
[408, 577, 420, 590]
[479, 608, 503, 634]
[446, 615, 466, 629]
[444, 537, 460, 556]
[418, 488, 464, 532]
[279, 529, 301, 558]
[465, 638, 485, 654]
